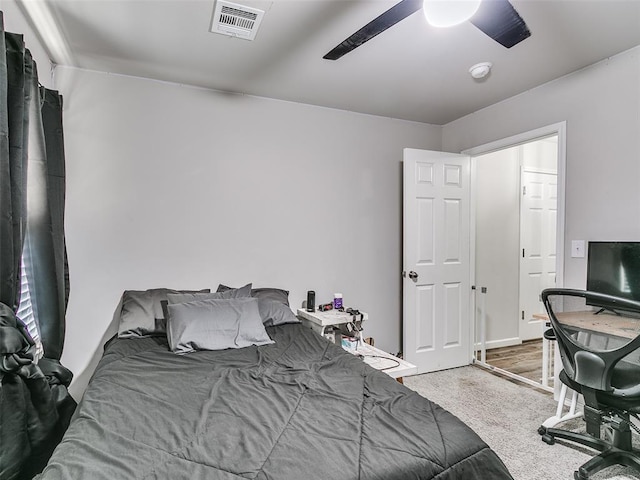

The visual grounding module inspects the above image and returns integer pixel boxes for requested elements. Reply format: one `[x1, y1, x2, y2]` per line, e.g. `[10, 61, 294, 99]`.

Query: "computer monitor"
[586, 241, 640, 311]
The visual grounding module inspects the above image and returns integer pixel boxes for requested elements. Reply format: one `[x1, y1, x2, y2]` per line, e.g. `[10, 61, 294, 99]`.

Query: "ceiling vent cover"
[210, 1, 265, 41]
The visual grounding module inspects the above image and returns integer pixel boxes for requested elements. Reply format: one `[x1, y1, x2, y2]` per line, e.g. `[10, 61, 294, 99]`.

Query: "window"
[17, 254, 44, 360]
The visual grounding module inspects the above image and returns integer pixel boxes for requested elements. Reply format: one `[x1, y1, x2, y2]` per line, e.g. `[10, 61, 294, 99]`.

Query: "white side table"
[296, 308, 416, 381]
[296, 308, 369, 336]
[346, 342, 417, 381]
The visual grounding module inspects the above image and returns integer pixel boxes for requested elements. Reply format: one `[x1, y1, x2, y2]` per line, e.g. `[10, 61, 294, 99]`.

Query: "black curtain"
[0, 18, 28, 311]
[23, 67, 69, 360]
[0, 11, 75, 480]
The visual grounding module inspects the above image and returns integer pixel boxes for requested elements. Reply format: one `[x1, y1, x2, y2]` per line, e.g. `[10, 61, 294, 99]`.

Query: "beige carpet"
[404, 366, 640, 480]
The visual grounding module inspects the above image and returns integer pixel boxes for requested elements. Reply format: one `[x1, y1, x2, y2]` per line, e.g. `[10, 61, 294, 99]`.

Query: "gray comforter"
[36, 323, 512, 479]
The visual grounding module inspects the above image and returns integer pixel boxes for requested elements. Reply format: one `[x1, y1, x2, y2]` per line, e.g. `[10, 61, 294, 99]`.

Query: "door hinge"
[523, 186, 527, 195]
[522, 248, 525, 258]
[521, 310, 525, 320]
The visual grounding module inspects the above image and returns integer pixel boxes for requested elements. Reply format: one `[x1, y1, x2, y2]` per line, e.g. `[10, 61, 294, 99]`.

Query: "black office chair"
[538, 288, 640, 479]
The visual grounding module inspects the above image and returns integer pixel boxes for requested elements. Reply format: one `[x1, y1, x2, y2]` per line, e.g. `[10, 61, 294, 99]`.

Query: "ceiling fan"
[323, 0, 531, 60]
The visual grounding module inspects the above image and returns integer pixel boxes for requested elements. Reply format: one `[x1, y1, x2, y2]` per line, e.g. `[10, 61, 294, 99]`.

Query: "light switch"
[571, 240, 585, 258]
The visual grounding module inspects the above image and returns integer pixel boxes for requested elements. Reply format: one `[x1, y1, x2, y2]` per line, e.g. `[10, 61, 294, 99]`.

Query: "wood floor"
[485, 339, 554, 387]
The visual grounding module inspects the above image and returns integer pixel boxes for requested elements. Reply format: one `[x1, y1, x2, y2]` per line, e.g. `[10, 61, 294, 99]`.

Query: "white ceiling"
[25, 0, 640, 125]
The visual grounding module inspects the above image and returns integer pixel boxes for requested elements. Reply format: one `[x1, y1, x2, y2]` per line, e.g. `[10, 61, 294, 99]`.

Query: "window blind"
[17, 255, 44, 359]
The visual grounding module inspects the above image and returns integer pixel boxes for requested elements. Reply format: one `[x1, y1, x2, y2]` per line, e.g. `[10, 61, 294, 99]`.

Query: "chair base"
[539, 425, 640, 479]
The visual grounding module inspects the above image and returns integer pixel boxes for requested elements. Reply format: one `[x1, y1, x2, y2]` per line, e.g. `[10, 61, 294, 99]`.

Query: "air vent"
[209, 1, 265, 41]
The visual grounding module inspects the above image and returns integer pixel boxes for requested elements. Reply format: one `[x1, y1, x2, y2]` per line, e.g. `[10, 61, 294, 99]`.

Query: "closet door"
[519, 169, 558, 341]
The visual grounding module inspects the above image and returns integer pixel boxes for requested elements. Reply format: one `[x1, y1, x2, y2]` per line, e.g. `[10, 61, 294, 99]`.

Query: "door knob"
[408, 271, 419, 281]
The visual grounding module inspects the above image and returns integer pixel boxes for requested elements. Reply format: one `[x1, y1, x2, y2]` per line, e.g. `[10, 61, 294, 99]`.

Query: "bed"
[35, 285, 513, 480]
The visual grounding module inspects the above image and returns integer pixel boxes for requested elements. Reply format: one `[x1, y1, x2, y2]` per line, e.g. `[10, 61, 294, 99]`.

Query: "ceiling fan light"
[423, 0, 482, 28]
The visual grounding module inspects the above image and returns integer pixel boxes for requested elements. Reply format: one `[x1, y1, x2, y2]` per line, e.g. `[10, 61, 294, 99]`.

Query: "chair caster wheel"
[537, 425, 546, 436]
[542, 433, 555, 445]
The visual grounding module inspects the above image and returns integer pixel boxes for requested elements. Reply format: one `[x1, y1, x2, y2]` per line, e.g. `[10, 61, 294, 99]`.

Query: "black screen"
[587, 242, 640, 305]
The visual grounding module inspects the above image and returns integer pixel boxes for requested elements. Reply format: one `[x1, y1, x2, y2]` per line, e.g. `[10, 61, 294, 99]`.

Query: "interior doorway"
[467, 125, 565, 390]
[519, 166, 558, 341]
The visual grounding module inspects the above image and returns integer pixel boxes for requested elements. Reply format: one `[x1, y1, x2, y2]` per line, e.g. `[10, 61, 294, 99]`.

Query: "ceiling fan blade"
[469, 0, 531, 48]
[323, 0, 422, 60]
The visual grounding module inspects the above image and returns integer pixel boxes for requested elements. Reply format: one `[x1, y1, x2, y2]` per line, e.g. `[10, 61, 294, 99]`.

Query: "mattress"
[36, 323, 512, 479]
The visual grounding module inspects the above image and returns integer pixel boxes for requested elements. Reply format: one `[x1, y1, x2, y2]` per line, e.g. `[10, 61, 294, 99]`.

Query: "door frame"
[462, 122, 566, 382]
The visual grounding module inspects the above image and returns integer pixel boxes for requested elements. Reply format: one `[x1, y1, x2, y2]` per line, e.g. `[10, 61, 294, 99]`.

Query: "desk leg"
[542, 335, 549, 388]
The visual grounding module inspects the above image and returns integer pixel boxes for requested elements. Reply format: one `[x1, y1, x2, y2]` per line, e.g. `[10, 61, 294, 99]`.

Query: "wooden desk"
[554, 311, 640, 340]
[534, 311, 640, 339]
[537, 309, 640, 429]
[533, 310, 640, 392]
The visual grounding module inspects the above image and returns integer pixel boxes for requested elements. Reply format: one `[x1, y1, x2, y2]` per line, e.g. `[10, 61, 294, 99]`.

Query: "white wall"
[522, 137, 558, 173]
[53, 66, 442, 398]
[474, 147, 520, 345]
[444, 46, 640, 292]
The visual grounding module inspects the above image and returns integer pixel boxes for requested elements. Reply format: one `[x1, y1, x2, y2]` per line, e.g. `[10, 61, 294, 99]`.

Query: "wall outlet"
[571, 240, 585, 258]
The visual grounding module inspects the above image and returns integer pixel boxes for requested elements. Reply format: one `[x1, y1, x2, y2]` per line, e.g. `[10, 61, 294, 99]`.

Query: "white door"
[519, 169, 557, 340]
[403, 148, 471, 373]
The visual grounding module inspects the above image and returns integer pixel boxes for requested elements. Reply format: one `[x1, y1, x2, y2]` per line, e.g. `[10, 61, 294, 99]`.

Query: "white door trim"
[462, 121, 566, 359]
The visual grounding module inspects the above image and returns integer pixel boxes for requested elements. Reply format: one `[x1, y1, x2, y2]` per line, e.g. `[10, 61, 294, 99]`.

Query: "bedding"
[36, 323, 512, 480]
[217, 284, 290, 306]
[166, 298, 274, 354]
[254, 297, 300, 326]
[166, 283, 252, 305]
[162, 286, 299, 329]
[117, 288, 211, 338]
[213, 284, 299, 326]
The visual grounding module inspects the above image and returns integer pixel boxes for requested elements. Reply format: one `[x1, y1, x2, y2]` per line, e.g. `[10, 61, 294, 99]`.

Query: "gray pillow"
[166, 298, 274, 354]
[257, 298, 300, 327]
[217, 284, 289, 306]
[117, 288, 210, 338]
[167, 283, 252, 306]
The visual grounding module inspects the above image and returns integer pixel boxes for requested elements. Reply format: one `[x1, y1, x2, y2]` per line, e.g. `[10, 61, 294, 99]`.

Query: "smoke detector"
[469, 62, 492, 80]
[210, 1, 265, 41]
